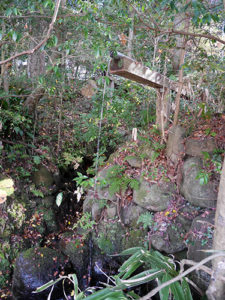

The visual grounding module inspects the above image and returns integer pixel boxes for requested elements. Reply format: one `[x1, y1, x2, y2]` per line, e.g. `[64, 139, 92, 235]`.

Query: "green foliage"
[34, 247, 194, 300]
[137, 212, 154, 229]
[104, 165, 140, 196]
[73, 172, 95, 189]
[196, 169, 210, 185]
[73, 212, 96, 231]
[97, 232, 114, 254]
[30, 186, 44, 198]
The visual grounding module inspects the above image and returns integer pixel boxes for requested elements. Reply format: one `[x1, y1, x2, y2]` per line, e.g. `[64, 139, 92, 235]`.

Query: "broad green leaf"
[56, 192, 63, 207]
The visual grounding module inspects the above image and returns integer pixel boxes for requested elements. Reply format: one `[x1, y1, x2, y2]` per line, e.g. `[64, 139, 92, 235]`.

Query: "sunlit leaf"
[56, 192, 63, 207]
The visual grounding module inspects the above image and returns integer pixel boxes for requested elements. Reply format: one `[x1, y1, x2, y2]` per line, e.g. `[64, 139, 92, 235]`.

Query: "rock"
[150, 224, 186, 254]
[125, 156, 142, 168]
[80, 80, 97, 99]
[95, 167, 117, 201]
[166, 126, 186, 164]
[106, 203, 117, 219]
[32, 166, 54, 188]
[133, 180, 175, 211]
[185, 138, 217, 158]
[42, 207, 58, 233]
[92, 202, 102, 221]
[12, 247, 68, 300]
[41, 196, 55, 208]
[58, 231, 89, 289]
[121, 203, 145, 226]
[181, 157, 217, 208]
[92, 218, 126, 256]
[187, 212, 215, 290]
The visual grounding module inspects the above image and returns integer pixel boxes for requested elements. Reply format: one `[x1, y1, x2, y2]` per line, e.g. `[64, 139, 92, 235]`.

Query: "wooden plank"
[109, 52, 188, 96]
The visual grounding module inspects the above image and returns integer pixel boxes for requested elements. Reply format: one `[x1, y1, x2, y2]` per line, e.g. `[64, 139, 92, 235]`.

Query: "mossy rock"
[133, 179, 175, 212]
[92, 218, 126, 256]
[181, 157, 217, 208]
[32, 166, 54, 188]
[122, 227, 148, 250]
[150, 224, 186, 254]
[36, 206, 58, 233]
[12, 247, 68, 299]
[58, 231, 89, 289]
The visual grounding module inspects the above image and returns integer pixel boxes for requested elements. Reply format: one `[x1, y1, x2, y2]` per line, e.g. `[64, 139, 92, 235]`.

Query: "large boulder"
[12, 247, 69, 300]
[166, 126, 186, 164]
[133, 180, 175, 211]
[187, 212, 215, 290]
[150, 224, 186, 253]
[185, 138, 217, 158]
[181, 157, 217, 208]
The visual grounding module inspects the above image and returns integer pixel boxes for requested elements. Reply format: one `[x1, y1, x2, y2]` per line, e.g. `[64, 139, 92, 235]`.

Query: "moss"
[122, 228, 147, 250]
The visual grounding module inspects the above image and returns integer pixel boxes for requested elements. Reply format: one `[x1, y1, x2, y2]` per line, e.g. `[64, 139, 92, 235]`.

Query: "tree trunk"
[206, 158, 225, 299]
[23, 86, 45, 113]
[27, 20, 47, 79]
[156, 88, 170, 131]
[172, 4, 190, 126]
[127, 9, 135, 58]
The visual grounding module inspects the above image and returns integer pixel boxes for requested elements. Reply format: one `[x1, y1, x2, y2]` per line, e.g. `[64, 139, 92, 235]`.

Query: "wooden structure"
[109, 52, 190, 134]
[109, 52, 188, 96]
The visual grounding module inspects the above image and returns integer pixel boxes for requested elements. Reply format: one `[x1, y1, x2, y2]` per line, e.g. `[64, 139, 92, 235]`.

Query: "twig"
[0, 0, 62, 66]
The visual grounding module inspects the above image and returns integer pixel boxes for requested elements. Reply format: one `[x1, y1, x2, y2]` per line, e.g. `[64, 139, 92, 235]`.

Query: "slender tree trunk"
[206, 158, 225, 299]
[0, 22, 9, 93]
[27, 21, 46, 79]
[173, 7, 190, 126]
[172, 45, 186, 126]
[127, 9, 135, 58]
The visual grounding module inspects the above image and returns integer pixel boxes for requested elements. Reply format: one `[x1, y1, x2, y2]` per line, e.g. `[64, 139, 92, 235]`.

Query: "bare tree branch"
[0, 0, 62, 66]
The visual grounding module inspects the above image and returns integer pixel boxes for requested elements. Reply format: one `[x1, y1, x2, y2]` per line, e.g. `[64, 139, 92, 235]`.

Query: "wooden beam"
[109, 52, 188, 96]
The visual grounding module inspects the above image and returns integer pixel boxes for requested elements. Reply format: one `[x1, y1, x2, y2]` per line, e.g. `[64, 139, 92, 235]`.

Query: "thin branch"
[139, 252, 225, 300]
[0, 0, 62, 66]
[128, 2, 225, 46]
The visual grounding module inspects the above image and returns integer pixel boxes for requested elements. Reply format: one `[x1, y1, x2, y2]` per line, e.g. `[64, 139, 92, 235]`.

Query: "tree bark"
[27, 20, 47, 79]
[127, 9, 135, 58]
[172, 3, 190, 126]
[206, 158, 225, 299]
[156, 88, 170, 131]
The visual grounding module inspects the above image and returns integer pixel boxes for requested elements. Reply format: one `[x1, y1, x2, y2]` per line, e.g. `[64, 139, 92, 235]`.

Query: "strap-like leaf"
[170, 281, 185, 300]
